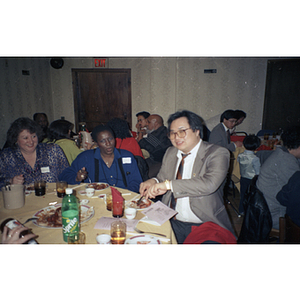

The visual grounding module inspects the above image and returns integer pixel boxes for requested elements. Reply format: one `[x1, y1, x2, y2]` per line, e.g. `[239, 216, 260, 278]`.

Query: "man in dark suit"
[139, 110, 235, 243]
[209, 109, 243, 150]
[138, 114, 172, 177]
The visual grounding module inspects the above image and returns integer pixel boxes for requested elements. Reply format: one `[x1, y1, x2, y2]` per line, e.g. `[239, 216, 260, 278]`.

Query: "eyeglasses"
[168, 128, 192, 140]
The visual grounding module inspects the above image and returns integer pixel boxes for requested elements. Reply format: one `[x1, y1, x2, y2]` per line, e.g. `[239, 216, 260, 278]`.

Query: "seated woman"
[47, 119, 89, 165]
[0, 117, 69, 189]
[59, 125, 143, 193]
[107, 117, 144, 158]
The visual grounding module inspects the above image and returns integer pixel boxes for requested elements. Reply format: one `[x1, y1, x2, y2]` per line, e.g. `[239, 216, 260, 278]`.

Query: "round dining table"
[0, 182, 177, 244]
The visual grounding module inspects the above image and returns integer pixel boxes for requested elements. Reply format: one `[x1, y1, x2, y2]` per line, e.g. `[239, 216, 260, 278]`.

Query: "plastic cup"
[1, 184, 25, 209]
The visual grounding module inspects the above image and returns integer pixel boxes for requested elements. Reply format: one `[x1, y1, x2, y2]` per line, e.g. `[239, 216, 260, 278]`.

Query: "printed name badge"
[41, 166, 50, 173]
[122, 157, 131, 164]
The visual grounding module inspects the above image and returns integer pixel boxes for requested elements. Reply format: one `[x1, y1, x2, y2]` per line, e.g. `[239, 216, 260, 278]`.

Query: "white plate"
[32, 203, 94, 229]
[125, 234, 161, 244]
[86, 182, 109, 191]
[126, 198, 152, 211]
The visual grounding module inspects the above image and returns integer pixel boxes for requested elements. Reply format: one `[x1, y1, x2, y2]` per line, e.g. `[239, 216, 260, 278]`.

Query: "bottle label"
[62, 210, 79, 242]
[6, 219, 22, 230]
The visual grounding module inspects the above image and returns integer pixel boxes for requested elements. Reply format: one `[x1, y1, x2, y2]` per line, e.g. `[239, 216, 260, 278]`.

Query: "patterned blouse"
[0, 143, 69, 188]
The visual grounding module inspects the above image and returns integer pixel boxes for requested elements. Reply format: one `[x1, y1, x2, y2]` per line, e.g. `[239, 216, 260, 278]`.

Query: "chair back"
[256, 129, 275, 136]
[237, 175, 273, 243]
[279, 214, 300, 243]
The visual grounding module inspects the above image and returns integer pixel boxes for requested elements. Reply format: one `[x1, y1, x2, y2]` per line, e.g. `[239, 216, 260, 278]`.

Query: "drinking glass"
[106, 194, 112, 211]
[110, 220, 126, 244]
[67, 232, 86, 244]
[112, 198, 124, 218]
[34, 180, 46, 196]
[56, 181, 68, 198]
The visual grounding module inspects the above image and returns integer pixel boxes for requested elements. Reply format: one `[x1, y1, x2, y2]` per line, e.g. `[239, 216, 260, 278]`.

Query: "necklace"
[101, 154, 113, 168]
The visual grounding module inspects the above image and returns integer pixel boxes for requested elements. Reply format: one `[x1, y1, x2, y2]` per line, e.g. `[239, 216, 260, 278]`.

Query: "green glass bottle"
[62, 188, 79, 242]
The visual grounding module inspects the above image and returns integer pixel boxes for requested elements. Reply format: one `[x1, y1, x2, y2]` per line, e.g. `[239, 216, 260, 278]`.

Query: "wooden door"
[263, 59, 300, 132]
[72, 68, 132, 132]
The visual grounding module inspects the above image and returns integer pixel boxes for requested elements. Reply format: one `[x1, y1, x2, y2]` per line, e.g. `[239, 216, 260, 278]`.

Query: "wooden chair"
[278, 214, 300, 243]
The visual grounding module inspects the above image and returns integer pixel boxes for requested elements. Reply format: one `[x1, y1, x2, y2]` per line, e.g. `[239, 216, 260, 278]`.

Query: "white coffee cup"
[85, 188, 95, 197]
[125, 207, 137, 220]
[96, 234, 111, 244]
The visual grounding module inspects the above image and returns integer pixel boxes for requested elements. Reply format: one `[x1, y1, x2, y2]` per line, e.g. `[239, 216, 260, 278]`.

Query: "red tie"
[171, 153, 190, 209]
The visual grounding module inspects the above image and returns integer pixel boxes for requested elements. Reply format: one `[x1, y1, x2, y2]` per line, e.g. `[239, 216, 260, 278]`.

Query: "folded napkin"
[110, 186, 124, 202]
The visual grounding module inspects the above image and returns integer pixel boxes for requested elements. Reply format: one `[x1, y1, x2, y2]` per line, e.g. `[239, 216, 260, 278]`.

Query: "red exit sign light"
[94, 58, 107, 67]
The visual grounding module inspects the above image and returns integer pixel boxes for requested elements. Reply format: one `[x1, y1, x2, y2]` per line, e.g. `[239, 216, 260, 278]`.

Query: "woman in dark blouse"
[0, 117, 69, 188]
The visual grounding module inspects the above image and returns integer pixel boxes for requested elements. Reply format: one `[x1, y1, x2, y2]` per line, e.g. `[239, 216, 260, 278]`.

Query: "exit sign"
[94, 58, 107, 67]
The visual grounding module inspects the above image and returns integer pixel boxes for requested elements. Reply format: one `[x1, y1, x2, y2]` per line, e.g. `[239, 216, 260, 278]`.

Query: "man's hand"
[144, 182, 167, 200]
[139, 179, 156, 197]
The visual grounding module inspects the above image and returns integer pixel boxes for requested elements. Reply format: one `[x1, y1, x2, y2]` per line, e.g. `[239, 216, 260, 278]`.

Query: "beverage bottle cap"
[65, 188, 73, 195]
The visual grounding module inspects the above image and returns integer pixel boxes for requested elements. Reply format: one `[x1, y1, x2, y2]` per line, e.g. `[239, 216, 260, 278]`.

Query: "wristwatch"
[164, 180, 171, 190]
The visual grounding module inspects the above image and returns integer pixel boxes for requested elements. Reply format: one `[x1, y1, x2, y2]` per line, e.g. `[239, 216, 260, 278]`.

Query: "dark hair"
[107, 118, 131, 139]
[48, 120, 73, 142]
[33, 112, 48, 121]
[281, 126, 300, 149]
[235, 110, 247, 119]
[136, 111, 150, 119]
[7, 117, 43, 148]
[243, 135, 261, 150]
[220, 110, 237, 122]
[91, 124, 115, 143]
[167, 110, 204, 139]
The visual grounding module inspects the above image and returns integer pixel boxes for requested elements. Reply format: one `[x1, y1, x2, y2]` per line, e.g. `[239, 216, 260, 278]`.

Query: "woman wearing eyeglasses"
[58, 124, 143, 193]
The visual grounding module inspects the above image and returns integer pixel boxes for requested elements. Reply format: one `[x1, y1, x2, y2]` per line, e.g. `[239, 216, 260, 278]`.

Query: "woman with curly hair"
[0, 117, 69, 188]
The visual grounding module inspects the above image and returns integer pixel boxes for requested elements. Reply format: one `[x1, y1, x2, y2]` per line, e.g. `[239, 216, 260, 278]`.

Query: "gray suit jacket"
[157, 141, 235, 235]
[209, 122, 236, 152]
[256, 146, 300, 229]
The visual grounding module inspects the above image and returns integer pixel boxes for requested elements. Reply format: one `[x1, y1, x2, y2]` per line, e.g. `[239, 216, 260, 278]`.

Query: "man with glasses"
[139, 110, 235, 243]
[209, 109, 243, 151]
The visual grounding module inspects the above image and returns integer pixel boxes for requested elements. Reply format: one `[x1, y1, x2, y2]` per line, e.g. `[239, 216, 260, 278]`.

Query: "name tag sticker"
[122, 157, 131, 164]
[41, 166, 50, 173]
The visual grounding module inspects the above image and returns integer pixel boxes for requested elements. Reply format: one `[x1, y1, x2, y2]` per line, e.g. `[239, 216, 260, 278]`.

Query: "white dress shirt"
[172, 140, 203, 223]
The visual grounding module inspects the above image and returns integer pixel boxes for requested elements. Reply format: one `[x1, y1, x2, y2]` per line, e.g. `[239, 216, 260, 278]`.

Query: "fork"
[134, 227, 167, 237]
[22, 217, 38, 225]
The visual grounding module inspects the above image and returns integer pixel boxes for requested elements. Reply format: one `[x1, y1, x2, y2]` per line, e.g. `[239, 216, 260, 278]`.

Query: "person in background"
[47, 119, 91, 165]
[135, 111, 150, 140]
[107, 118, 149, 181]
[107, 118, 144, 158]
[256, 126, 300, 229]
[59, 125, 142, 193]
[276, 170, 300, 227]
[0, 117, 69, 189]
[139, 110, 234, 243]
[33, 112, 49, 142]
[237, 135, 261, 215]
[209, 109, 243, 151]
[138, 114, 172, 178]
